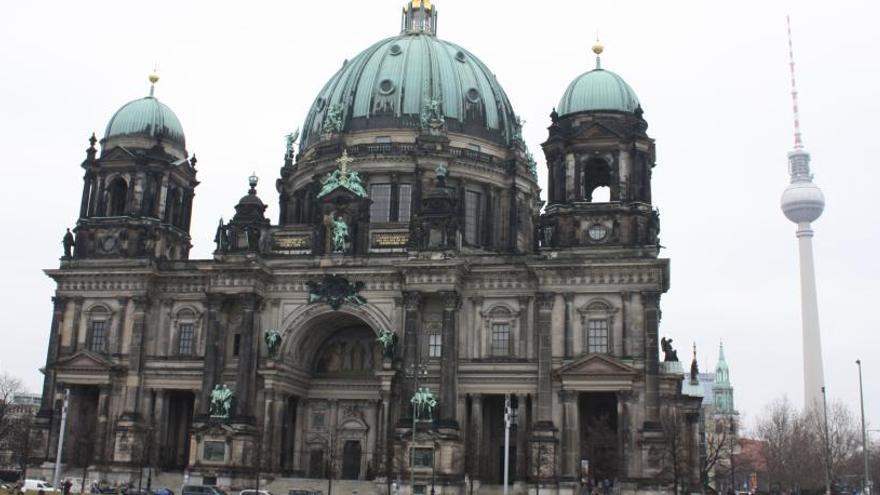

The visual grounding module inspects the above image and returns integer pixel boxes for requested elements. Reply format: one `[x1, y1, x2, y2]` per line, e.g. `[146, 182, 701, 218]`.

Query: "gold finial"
[336, 149, 353, 178]
[148, 71, 160, 84]
[592, 39, 604, 56]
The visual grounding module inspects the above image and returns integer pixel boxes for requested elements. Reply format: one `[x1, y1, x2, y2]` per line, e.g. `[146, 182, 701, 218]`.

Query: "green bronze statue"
[209, 384, 233, 419]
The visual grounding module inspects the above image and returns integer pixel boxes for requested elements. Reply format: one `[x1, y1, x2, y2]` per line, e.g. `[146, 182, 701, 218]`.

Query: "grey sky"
[1, 0, 877, 430]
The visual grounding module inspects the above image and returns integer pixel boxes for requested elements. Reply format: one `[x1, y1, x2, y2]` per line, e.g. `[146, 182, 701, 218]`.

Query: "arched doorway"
[277, 309, 390, 481]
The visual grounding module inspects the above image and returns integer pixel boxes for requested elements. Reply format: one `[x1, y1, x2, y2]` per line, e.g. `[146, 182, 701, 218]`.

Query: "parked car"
[181, 486, 226, 495]
[240, 490, 273, 495]
[24, 480, 58, 492]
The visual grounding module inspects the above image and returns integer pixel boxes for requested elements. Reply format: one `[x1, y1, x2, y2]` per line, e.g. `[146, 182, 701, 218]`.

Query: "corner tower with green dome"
[68, 72, 198, 261]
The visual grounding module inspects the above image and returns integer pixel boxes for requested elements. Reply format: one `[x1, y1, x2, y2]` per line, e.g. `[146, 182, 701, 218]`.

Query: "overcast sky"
[1, 0, 877, 431]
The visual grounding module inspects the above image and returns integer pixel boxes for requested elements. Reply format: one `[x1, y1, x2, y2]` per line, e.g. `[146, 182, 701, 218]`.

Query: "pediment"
[555, 354, 638, 377]
[98, 146, 136, 162]
[579, 122, 622, 140]
[55, 350, 117, 371]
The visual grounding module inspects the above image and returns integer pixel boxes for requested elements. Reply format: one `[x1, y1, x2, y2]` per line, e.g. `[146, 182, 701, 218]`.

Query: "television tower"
[780, 16, 826, 408]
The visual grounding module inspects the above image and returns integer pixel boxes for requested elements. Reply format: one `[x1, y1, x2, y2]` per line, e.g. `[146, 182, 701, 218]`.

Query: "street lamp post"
[822, 386, 832, 495]
[857, 360, 870, 495]
[503, 394, 517, 495]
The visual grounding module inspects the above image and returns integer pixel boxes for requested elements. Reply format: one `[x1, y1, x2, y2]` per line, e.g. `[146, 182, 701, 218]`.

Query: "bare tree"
[703, 416, 736, 492]
[660, 408, 693, 495]
[804, 400, 861, 487]
[0, 372, 24, 445]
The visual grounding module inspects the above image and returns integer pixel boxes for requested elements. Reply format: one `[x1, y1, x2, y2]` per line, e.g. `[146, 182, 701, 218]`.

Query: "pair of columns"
[400, 290, 461, 428]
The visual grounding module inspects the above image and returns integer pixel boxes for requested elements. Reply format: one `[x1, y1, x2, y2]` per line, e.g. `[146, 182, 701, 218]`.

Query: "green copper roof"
[301, 32, 518, 148]
[104, 96, 185, 147]
[557, 68, 640, 116]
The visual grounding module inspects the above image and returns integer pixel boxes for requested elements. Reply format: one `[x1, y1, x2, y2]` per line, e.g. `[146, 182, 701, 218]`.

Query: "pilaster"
[439, 290, 460, 428]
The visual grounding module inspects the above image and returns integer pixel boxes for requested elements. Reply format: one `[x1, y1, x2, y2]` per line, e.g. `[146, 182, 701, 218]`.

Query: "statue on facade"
[305, 274, 367, 310]
[213, 218, 228, 252]
[284, 128, 299, 159]
[377, 328, 397, 359]
[512, 115, 525, 145]
[318, 150, 368, 198]
[322, 103, 345, 134]
[661, 337, 679, 362]
[265, 329, 282, 358]
[332, 216, 349, 253]
[420, 97, 445, 130]
[526, 150, 538, 179]
[411, 386, 437, 421]
[62, 228, 75, 258]
[209, 384, 233, 419]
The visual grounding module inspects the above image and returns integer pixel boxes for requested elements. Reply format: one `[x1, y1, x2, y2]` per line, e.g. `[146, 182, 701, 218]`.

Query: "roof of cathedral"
[299, 3, 518, 148]
[557, 42, 641, 116]
[103, 75, 185, 148]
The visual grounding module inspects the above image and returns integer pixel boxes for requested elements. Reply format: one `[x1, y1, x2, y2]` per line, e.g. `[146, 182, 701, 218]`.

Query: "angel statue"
[265, 329, 282, 358]
[377, 328, 397, 359]
[209, 384, 234, 419]
[411, 386, 438, 422]
[332, 216, 349, 253]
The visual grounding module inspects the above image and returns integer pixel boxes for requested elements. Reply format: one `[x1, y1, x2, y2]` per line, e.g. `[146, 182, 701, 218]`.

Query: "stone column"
[38, 297, 65, 416]
[471, 296, 484, 359]
[400, 291, 422, 418]
[293, 400, 305, 472]
[377, 391, 391, 474]
[470, 394, 483, 480]
[199, 294, 224, 416]
[515, 394, 528, 479]
[642, 292, 661, 425]
[95, 385, 111, 463]
[619, 292, 630, 357]
[518, 296, 531, 359]
[439, 291, 460, 428]
[235, 293, 260, 420]
[114, 298, 128, 355]
[534, 293, 555, 425]
[70, 297, 83, 352]
[563, 293, 574, 360]
[560, 390, 579, 480]
[123, 297, 148, 419]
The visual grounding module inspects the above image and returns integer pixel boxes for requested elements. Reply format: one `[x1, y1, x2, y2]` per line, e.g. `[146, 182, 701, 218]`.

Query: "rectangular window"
[398, 184, 412, 222]
[428, 333, 442, 358]
[412, 448, 434, 468]
[312, 411, 326, 429]
[178, 323, 195, 355]
[370, 184, 392, 223]
[464, 190, 481, 245]
[88, 320, 107, 353]
[491, 322, 510, 356]
[203, 441, 226, 462]
[587, 319, 609, 354]
[232, 333, 241, 357]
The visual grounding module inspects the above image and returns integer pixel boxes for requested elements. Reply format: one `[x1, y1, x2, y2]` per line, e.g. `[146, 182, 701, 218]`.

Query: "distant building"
[680, 344, 739, 492]
[0, 392, 40, 472]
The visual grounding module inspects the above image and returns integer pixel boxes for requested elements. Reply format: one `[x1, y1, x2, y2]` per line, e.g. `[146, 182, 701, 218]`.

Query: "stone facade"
[33, 2, 702, 493]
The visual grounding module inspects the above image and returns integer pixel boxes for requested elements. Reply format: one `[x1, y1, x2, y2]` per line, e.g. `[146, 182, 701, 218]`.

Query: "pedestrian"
[63, 479, 73, 495]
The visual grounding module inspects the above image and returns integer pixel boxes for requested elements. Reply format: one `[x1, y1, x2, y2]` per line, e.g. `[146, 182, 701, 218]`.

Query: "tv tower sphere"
[781, 148, 825, 224]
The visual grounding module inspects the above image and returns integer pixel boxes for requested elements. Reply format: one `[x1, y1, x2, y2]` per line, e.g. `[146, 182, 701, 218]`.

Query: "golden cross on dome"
[335, 149, 353, 178]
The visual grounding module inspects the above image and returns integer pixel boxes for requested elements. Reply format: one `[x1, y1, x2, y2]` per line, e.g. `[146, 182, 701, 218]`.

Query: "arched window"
[173, 307, 200, 357]
[584, 158, 611, 203]
[578, 300, 618, 355]
[86, 305, 113, 353]
[481, 305, 520, 358]
[107, 177, 128, 216]
[165, 187, 181, 226]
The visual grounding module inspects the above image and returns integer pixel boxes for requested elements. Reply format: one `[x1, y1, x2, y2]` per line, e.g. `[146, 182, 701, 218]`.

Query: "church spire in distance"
[780, 16, 827, 409]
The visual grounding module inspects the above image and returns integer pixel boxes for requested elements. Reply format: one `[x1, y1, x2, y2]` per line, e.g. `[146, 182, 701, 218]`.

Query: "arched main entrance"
[274, 308, 393, 482]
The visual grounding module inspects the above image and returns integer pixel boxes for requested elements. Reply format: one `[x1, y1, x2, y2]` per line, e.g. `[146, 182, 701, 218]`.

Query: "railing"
[313, 142, 499, 166]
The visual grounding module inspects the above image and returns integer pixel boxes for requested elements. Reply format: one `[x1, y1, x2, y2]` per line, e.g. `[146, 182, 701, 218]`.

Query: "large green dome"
[557, 68, 640, 116]
[103, 96, 185, 148]
[300, 31, 518, 148]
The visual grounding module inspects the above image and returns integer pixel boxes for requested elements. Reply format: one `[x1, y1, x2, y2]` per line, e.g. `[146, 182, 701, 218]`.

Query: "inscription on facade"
[272, 233, 312, 254]
[370, 231, 409, 253]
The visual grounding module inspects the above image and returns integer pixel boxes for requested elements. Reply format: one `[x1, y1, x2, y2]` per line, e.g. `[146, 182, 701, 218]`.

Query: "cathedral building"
[33, 2, 702, 493]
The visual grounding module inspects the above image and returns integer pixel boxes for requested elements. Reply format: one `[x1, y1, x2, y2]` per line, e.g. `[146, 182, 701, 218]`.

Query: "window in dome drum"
[465, 190, 481, 245]
[370, 184, 392, 223]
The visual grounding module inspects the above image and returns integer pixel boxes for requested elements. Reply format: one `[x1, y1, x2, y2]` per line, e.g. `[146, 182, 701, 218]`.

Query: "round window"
[455, 51, 466, 63]
[588, 224, 608, 241]
[466, 88, 480, 103]
[314, 97, 325, 111]
[389, 44, 402, 55]
[379, 79, 395, 95]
